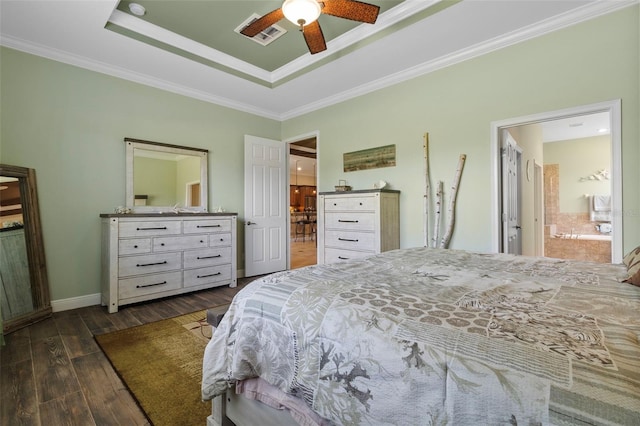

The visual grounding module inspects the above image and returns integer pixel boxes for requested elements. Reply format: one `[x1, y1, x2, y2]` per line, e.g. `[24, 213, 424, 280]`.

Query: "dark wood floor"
[0, 278, 256, 426]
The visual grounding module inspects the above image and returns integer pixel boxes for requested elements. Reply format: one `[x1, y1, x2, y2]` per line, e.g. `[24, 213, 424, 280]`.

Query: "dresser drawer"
[325, 230, 375, 251]
[184, 265, 231, 288]
[184, 219, 232, 234]
[323, 248, 371, 263]
[118, 252, 182, 277]
[153, 235, 209, 252]
[118, 238, 151, 255]
[102, 214, 238, 313]
[119, 221, 182, 238]
[323, 196, 376, 212]
[118, 271, 182, 299]
[209, 232, 232, 247]
[324, 212, 375, 231]
[184, 247, 231, 269]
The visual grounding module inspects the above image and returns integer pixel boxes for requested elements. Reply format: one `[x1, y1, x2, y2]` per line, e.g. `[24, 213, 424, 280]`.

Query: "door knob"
[515, 225, 522, 230]
[246, 221, 255, 225]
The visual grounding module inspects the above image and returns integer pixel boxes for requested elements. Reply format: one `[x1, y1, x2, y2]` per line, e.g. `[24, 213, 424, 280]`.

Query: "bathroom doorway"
[491, 100, 622, 263]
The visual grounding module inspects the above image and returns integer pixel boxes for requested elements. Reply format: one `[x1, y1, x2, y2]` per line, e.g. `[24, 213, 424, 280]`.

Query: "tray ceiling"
[0, 0, 635, 120]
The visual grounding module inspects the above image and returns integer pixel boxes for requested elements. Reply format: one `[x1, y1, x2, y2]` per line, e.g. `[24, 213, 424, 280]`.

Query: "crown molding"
[280, 0, 639, 120]
[0, 34, 281, 120]
[271, 0, 442, 81]
[1, 0, 636, 122]
[107, 9, 273, 82]
[108, 1, 440, 85]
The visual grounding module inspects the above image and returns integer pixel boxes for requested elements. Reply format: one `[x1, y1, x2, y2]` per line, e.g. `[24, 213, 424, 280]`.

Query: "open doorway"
[491, 100, 622, 263]
[289, 137, 317, 269]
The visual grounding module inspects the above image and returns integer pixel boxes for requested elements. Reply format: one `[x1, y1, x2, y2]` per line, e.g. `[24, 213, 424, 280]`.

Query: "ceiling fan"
[240, 0, 380, 54]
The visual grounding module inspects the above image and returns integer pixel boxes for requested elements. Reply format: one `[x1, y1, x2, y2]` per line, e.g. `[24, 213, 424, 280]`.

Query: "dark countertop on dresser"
[100, 212, 238, 218]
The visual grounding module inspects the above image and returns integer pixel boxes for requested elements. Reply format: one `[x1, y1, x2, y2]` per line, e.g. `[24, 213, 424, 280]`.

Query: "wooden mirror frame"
[125, 138, 209, 213]
[0, 164, 52, 334]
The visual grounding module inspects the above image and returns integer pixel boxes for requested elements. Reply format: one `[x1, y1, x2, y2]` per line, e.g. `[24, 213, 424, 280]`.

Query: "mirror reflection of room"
[0, 176, 33, 323]
[125, 138, 208, 213]
[133, 149, 202, 207]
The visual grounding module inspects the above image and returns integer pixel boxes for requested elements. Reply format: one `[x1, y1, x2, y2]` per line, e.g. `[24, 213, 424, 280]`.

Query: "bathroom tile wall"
[543, 164, 611, 263]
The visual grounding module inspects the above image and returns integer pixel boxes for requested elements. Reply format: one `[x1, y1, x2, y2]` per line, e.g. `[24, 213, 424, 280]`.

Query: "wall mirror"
[125, 138, 208, 213]
[0, 164, 51, 334]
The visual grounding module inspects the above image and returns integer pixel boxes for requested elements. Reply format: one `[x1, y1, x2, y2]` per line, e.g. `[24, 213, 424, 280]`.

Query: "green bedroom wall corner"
[0, 46, 280, 303]
[282, 5, 639, 254]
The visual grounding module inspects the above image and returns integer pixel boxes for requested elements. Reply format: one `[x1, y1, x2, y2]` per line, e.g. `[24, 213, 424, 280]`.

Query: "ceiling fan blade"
[303, 21, 327, 54]
[321, 0, 380, 24]
[240, 9, 285, 38]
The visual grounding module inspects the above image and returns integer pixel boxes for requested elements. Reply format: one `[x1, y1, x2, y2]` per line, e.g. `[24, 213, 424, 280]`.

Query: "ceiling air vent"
[235, 13, 287, 46]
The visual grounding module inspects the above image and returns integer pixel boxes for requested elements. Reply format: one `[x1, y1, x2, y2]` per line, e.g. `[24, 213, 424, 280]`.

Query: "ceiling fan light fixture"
[282, 0, 321, 28]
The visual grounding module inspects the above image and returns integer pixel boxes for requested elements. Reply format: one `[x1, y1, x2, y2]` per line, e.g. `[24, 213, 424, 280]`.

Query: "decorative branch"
[432, 181, 443, 248]
[440, 154, 466, 249]
[423, 133, 431, 247]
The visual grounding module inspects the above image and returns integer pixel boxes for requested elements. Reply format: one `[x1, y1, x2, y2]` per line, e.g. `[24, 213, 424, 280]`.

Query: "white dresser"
[317, 189, 400, 264]
[100, 213, 237, 313]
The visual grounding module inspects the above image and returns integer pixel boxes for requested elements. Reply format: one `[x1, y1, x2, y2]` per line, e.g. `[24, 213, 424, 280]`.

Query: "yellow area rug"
[95, 310, 212, 426]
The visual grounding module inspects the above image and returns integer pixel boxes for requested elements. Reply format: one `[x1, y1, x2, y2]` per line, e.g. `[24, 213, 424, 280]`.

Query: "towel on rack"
[593, 195, 611, 212]
[590, 195, 612, 222]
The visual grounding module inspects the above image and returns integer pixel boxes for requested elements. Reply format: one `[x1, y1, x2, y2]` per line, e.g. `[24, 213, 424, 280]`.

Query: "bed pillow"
[622, 246, 640, 286]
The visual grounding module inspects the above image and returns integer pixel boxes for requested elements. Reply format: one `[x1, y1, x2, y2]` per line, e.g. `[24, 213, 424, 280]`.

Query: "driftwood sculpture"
[423, 132, 466, 249]
[433, 181, 443, 248]
[439, 154, 466, 248]
[423, 133, 431, 247]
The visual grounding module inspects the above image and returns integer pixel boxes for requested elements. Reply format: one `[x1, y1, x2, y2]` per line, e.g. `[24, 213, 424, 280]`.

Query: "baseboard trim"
[51, 293, 101, 313]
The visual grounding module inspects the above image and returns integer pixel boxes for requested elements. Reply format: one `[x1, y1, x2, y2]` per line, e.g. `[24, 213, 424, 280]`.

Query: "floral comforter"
[202, 247, 640, 425]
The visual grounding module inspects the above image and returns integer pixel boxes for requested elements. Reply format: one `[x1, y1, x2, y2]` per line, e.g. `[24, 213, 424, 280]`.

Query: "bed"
[202, 246, 640, 425]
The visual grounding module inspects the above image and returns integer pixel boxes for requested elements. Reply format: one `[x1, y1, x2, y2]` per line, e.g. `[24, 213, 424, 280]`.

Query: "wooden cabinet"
[290, 185, 316, 211]
[317, 190, 400, 264]
[100, 213, 237, 313]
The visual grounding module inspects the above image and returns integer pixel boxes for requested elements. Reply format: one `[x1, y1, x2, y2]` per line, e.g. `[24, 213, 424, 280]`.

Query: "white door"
[502, 132, 522, 255]
[244, 135, 287, 277]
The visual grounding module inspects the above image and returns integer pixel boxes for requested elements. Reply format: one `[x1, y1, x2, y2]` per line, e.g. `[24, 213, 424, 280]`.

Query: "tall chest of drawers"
[100, 213, 237, 313]
[317, 189, 400, 264]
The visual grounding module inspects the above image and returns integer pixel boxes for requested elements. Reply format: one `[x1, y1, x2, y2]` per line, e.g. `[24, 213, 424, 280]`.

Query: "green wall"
[0, 47, 280, 302]
[134, 156, 177, 206]
[1, 6, 638, 306]
[544, 136, 611, 214]
[176, 156, 201, 206]
[283, 6, 639, 253]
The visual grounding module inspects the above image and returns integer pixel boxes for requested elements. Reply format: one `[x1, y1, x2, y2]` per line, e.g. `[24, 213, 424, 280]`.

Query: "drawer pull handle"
[160, 243, 165, 246]
[197, 224, 221, 228]
[136, 261, 168, 267]
[197, 254, 222, 260]
[338, 220, 359, 223]
[338, 237, 359, 242]
[134, 245, 138, 248]
[136, 281, 167, 289]
[137, 226, 168, 231]
[197, 272, 222, 278]
[338, 256, 349, 260]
